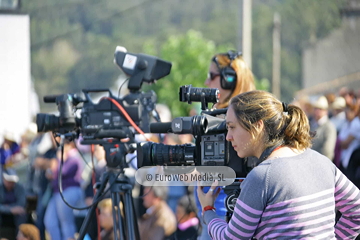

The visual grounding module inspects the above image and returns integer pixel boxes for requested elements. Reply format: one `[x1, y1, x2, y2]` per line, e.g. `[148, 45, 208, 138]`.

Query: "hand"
[197, 180, 221, 210]
[10, 206, 25, 215]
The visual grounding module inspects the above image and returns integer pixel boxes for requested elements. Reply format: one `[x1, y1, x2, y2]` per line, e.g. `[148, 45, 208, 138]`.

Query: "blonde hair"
[18, 224, 40, 240]
[213, 53, 255, 109]
[98, 198, 113, 211]
[98, 198, 123, 215]
[230, 90, 313, 150]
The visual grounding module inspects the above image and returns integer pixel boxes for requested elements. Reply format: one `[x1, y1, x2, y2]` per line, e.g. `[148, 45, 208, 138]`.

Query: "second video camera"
[137, 85, 252, 178]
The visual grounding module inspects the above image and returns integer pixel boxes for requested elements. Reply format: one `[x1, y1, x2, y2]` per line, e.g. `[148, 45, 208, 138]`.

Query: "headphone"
[212, 50, 242, 90]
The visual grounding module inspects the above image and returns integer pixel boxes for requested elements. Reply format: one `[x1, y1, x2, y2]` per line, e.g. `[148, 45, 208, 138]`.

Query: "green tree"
[142, 30, 233, 118]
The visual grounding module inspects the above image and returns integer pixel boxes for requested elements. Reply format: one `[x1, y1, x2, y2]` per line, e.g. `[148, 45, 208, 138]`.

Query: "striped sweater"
[204, 149, 360, 239]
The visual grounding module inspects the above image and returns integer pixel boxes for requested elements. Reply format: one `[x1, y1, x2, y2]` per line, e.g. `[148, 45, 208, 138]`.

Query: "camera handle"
[77, 143, 140, 240]
[223, 178, 245, 223]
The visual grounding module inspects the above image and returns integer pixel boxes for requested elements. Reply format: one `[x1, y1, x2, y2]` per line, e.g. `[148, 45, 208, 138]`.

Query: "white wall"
[0, 14, 36, 143]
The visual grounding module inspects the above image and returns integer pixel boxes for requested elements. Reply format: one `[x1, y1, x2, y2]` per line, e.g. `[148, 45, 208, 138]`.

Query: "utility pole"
[242, 0, 252, 69]
[272, 12, 281, 99]
[237, 0, 243, 52]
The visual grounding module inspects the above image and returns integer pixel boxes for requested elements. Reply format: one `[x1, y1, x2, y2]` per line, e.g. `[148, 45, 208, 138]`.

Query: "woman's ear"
[254, 120, 264, 132]
[253, 120, 266, 140]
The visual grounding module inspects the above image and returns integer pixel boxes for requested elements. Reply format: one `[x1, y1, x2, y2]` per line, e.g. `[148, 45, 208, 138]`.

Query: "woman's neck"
[267, 146, 304, 160]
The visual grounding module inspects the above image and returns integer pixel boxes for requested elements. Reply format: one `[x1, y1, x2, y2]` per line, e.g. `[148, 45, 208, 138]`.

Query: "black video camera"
[136, 84, 253, 178]
[36, 47, 172, 167]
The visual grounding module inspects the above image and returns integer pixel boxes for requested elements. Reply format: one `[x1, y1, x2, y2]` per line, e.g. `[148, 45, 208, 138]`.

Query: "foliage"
[142, 30, 233, 118]
[21, 0, 346, 111]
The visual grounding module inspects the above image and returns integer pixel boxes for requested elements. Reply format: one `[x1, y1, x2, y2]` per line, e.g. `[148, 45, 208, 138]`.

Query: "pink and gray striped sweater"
[204, 149, 360, 239]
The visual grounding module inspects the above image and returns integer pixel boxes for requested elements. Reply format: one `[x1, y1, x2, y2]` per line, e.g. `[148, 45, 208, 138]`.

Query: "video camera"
[136, 84, 253, 178]
[36, 47, 172, 167]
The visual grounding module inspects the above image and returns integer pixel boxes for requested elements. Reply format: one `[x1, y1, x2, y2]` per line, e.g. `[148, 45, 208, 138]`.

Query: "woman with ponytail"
[198, 90, 360, 240]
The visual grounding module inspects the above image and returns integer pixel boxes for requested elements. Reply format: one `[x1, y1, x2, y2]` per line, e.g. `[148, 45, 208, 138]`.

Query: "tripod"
[77, 141, 140, 240]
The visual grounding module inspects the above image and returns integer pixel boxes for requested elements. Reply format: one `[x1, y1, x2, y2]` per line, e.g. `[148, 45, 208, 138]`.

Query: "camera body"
[36, 88, 157, 143]
[137, 85, 252, 178]
[36, 48, 172, 145]
[80, 89, 157, 141]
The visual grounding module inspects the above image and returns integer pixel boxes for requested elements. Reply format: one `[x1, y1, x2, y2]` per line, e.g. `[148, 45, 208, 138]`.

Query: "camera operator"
[194, 50, 255, 240]
[198, 90, 360, 239]
[204, 51, 255, 109]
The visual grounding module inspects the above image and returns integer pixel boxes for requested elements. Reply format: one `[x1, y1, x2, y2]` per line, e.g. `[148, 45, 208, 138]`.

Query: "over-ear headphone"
[213, 50, 242, 90]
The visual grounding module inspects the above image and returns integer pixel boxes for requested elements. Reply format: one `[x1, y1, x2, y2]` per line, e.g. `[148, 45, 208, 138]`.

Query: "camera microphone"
[43, 95, 60, 103]
[149, 122, 173, 133]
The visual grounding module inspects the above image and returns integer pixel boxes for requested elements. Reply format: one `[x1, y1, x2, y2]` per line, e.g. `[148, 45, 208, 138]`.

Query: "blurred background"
[0, 0, 359, 141]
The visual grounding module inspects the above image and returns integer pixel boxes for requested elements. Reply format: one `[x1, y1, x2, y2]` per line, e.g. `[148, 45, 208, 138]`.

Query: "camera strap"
[258, 144, 282, 163]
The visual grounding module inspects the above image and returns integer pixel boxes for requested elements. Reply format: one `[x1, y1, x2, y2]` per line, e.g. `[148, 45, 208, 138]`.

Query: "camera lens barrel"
[137, 142, 196, 167]
[36, 113, 60, 132]
[179, 85, 219, 104]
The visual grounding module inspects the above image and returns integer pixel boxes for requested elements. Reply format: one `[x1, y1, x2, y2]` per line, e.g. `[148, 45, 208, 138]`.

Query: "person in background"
[204, 50, 255, 109]
[81, 144, 107, 240]
[10, 123, 38, 184]
[337, 102, 360, 174]
[0, 131, 20, 167]
[97, 198, 121, 240]
[138, 186, 177, 240]
[195, 50, 256, 240]
[84, 144, 107, 205]
[330, 96, 347, 133]
[325, 92, 336, 118]
[310, 95, 337, 160]
[25, 132, 57, 240]
[0, 168, 27, 238]
[16, 223, 40, 240]
[198, 90, 360, 239]
[43, 138, 84, 240]
[175, 195, 200, 240]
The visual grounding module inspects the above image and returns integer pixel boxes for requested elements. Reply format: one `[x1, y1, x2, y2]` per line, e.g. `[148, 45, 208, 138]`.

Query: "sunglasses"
[207, 72, 220, 81]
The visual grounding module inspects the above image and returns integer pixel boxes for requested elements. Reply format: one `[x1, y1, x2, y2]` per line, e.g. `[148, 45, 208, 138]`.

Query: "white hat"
[331, 97, 346, 110]
[312, 96, 329, 110]
[3, 168, 19, 182]
[3, 131, 16, 142]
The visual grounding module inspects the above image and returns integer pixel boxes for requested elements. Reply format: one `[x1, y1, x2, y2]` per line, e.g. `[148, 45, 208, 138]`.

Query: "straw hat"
[22, 122, 38, 142]
[3, 131, 16, 142]
[331, 97, 346, 110]
[312, 96, 329, 110]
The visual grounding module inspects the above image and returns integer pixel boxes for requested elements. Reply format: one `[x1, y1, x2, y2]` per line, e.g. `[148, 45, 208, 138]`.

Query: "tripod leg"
[111, 192, 125, 240]
[122, 183, 140, 240]
[77, 174, 109, 240]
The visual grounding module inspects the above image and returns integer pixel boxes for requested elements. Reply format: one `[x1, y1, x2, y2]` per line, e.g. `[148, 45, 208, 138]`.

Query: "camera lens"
[36, 113, 60, 132]
[179, 85, 219, 104]
[171, 115, 208, 136]
[137, 142, 196, 167]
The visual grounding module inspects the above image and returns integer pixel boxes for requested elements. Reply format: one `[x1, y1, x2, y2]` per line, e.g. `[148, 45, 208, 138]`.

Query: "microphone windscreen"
[43, 95, 59, 103]
[115, 46, 127, 53]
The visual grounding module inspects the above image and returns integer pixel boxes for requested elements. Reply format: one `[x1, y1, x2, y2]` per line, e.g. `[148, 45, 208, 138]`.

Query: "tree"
[142, 29, 233, 118]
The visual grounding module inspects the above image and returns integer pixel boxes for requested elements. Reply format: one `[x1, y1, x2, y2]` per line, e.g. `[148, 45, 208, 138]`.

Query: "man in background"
[310, 95, 337, 160]
[138, 186, 176, 240]
[0, 168, 27, 239]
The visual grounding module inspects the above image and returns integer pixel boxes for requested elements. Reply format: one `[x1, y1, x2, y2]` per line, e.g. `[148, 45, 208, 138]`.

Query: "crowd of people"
[1, 49, 360, 240]
[297, 87, 360, 188]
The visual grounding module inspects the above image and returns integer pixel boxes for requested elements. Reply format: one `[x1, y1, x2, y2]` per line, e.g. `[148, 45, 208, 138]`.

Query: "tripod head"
[81, 138, 136, 169]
